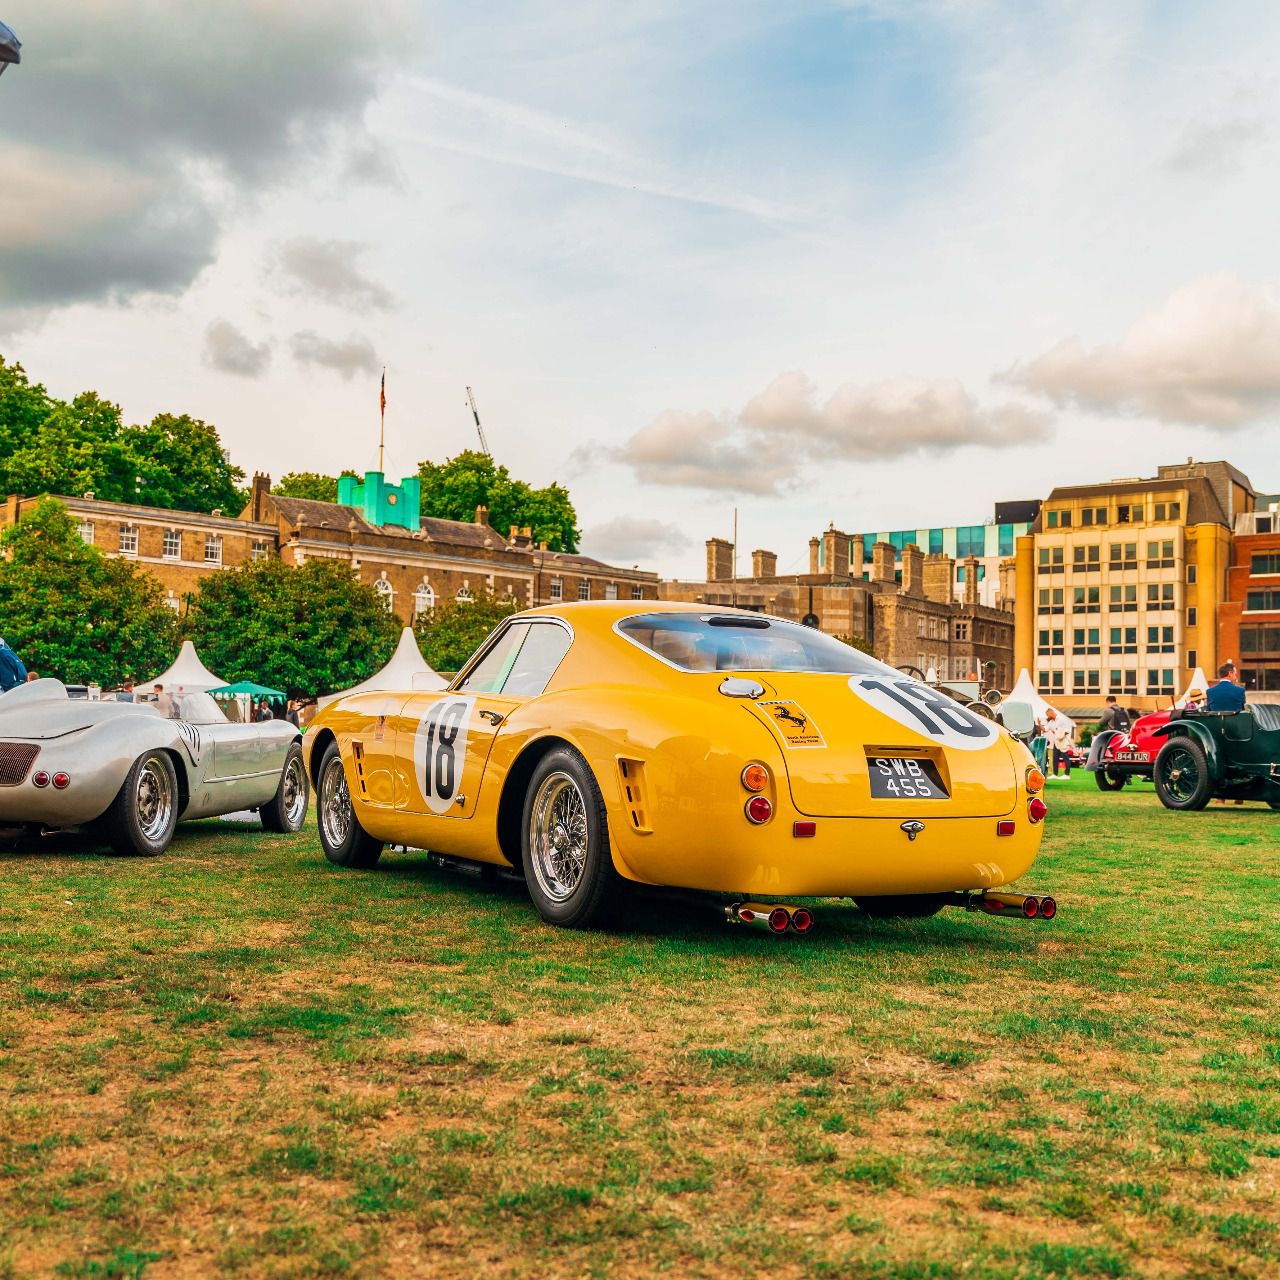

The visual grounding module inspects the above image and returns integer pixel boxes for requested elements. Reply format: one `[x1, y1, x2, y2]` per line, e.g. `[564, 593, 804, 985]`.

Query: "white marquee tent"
[143, 640, 225, 693]
[1176, 667, 1210, 707]
[319, 628, 447, 708]
[1000, 668, 1076, 735]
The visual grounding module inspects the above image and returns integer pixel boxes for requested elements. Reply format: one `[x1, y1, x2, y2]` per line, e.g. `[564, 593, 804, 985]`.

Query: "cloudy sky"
[3, 0, 1279, 576]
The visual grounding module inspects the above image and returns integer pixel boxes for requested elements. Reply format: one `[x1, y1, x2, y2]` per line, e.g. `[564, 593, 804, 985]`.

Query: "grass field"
[1, 773, 1278, 1279]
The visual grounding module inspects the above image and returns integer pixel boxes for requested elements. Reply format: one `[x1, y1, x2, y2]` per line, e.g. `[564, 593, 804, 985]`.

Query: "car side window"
[500, 623, 572, 698]
[457, 624, 529, 694]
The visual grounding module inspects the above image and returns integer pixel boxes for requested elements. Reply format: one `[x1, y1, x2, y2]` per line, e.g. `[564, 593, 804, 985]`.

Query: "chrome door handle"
[478, 709, 504, 726]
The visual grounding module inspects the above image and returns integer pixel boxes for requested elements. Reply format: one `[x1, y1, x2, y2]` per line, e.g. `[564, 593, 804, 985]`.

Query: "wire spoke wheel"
[282, 756, 308, 827]
[1162, 746, 1201, 804]
[136, 758, 174, 842]
[530, 771, 589, 903]
[320, 757, 352, 848]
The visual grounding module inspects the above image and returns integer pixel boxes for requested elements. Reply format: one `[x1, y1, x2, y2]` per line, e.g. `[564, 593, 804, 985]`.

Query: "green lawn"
[1, 775, 1277, 1279]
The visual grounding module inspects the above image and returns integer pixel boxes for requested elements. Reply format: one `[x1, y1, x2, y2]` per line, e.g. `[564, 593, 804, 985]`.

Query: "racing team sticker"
[847, 675, 997, 751]
[414, 695, 475, 813]
[759, 700, 826, 749]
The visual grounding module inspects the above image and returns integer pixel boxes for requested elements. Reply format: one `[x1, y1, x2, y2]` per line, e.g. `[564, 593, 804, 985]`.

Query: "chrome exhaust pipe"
[960, 891, 1057, 920]
[725, 902, 809, 934]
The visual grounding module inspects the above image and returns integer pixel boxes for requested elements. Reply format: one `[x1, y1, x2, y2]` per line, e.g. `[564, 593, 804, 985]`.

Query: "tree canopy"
[188, 559, 400, 698]
[274, 471, 342, 503]
[413, 590, 519, 673]
[0, 354, 245, 514]
[416, 451, 579, 551]
[0, 498, 179, 686]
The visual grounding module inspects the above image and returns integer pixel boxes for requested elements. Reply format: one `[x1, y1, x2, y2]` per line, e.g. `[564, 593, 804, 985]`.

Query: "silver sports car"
[0, 679, 308, 855]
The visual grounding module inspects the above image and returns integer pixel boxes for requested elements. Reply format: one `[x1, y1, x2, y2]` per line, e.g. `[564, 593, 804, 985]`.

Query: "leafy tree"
[0, 353, 245, 515]
[273, 470, 360, 503]
[0, 499, 178, 686]
[3, 392, 137, 504]
[837, 633, 876, 657]
[417, 450, 579, 552]
[274, 471, 340, 503]
[413, 590, 519, 673]
[0, 357, 53, 486]
[189, 558, 400, 698]
[124, 414, 247, 514]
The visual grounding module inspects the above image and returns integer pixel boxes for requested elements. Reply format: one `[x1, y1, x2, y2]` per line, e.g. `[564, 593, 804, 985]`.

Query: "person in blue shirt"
[1206, 662, 1246, 712]
[0, 637, 28, 691]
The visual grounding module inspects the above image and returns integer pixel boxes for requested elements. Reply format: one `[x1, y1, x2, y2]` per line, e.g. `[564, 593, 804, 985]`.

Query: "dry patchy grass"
[1, 775, 1278, 1278]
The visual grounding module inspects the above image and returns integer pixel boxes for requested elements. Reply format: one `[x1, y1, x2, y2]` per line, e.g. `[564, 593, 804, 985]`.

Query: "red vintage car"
[1086, 710, 1171, 791]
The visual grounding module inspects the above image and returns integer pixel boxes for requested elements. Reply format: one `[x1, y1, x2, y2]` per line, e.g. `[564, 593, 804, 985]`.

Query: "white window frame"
[413, 582, 435, 617]
[375, 578, 394, 611]
[78, 520, 95, 546]
[578, 580, 591, 601]
[549, 576, 563, 600]
[251, 539, 268, 563]
[604, 583, 618, 600]
[118, 525, 138, 556]
[203, 534, 222, 565]
[162, 529, 182, 560]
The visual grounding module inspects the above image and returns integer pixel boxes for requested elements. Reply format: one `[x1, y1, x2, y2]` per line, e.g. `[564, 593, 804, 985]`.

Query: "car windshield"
[617, 613, 896, 676]
[176, 692, 229, 724]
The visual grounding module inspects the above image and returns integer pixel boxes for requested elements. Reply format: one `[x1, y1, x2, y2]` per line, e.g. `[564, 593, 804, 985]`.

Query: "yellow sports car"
[303, 602, 1051, 931]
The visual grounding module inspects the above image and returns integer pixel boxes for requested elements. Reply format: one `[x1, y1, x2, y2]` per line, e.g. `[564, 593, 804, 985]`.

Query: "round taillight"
[1022, 895, 1039, 918]
[740, 763, 770, 792]
[745, 795, 773, 825]
[52, 773, 71, 790]
[1028, 797, 1047, 824]
[1040, 897, 1057, 920]
[1025, 767, 1045, 794]
[767, 907, 790, 933]
[32, 770, 50, 788]
[790, 908, 813, 934]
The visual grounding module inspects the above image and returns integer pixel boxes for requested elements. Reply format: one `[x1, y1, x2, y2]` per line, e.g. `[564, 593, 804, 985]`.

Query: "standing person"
[1206, 662, 1246, 712]
[1098, 695, 1131, 735]
[285, 699, 301, 728]
[1046, 708, 1074, 777]
[0, 637, 28, 691]
[116, 679, 135, 703]
[153, 683, 176, 719]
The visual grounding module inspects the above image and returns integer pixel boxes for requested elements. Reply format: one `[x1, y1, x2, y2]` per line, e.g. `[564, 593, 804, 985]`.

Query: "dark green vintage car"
[1152, 704, 1280, 811]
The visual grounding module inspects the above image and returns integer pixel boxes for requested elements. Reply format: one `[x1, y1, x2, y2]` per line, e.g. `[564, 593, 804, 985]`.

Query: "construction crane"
[465, 386, 492, 456]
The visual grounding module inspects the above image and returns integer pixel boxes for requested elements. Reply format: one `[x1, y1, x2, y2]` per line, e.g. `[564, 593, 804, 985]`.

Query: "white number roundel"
[848, 675, 997, 751]
[414, 696, 474, 814]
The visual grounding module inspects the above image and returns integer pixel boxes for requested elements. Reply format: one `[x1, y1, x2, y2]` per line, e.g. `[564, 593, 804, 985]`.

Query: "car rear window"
[617, 613, 894, 676]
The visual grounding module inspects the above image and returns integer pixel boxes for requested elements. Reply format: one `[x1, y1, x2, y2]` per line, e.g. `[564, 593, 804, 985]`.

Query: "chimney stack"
[751, 549, 777, 578]
[850, 536, 865, 579]
[923, 554, 953, 604]
[871, 541, 896, 583]
[963, 555, 980, 607]
[822, 526, 851, 578]
[706, 537, 734, 582]
[250, 472, 271, 522]
[475, 504, 490, 526]
[808, 537, 821, 575]
[998, 558, 1017, 610]
[901, 544, 925, 598]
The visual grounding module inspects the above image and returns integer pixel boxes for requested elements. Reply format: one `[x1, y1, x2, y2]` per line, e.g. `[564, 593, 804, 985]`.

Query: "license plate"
[1114, 751, 1148, 763]
[868, 757, 949, 800]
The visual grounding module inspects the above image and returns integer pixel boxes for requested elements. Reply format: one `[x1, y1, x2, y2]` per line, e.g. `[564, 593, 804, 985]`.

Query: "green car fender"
[1150, 719, 1223, 780]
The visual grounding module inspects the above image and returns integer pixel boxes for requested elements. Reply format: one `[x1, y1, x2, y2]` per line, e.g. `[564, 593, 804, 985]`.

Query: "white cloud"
[271, 238, 395, 312]
[619, 373, 1051, 494]
[1, 1, 420, 313]
[580, 515, 690, 562]
[1005, 272, 1280, 427]
[290, 331, 380, 380]
[1164, 117, 1268, 175]
[204, 320, 272, 378]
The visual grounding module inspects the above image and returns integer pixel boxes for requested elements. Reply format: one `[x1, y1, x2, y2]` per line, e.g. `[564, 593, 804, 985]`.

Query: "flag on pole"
[380, 368, 386, 417]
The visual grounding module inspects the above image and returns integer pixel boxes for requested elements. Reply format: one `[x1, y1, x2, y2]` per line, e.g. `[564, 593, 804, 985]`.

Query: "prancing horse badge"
[900, 820, 925, 841]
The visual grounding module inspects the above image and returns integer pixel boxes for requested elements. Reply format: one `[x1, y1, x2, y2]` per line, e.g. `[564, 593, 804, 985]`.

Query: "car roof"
[512, 600, 772, 636]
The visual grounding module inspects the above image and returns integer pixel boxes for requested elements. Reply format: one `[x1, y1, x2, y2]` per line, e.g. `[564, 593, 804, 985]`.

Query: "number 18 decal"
[414, 696, 474, 813]
[849, 676, 996, 750]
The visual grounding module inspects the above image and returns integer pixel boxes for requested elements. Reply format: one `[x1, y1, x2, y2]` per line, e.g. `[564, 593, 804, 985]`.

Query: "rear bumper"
[0, 741, 121, 827]
[613, 810, 1044, 898]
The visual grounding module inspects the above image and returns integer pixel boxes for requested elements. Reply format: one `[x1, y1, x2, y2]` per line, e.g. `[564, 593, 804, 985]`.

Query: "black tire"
[1153, 738, 1213, 811]
[261, 743, 309, 833]
[521, 747, 621, 929]
[106, 750, 179, 856]
[315, 742, 382, 867]
[1094, 768, 1127, 792]
[854, 893, 949, 919]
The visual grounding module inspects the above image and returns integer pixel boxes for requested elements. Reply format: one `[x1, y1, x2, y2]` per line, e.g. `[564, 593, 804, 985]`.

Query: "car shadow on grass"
[372, 851, 1035, 956]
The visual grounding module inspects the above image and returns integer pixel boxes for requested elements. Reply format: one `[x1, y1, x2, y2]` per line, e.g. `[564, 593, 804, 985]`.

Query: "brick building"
[660, 525, 1015, 688]
[1219, 498, 1280, 695]
[1, 471, 659, 626]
